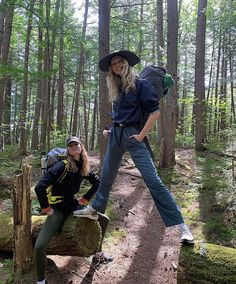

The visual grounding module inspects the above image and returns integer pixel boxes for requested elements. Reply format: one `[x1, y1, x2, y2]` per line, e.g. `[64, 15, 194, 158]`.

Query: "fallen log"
[177, 243, 236, 283]
[0, 213, 101, 257]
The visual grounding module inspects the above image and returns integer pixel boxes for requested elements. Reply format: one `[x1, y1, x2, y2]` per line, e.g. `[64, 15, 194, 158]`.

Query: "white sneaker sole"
[181, 239, 195, 244]
[73, 213, 98, 220]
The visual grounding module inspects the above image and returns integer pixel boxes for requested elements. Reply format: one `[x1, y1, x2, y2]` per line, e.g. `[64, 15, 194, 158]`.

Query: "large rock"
[0, 213, 101, 257]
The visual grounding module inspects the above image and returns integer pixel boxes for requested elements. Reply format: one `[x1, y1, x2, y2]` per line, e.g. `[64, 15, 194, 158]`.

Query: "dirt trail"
[45, 154, 182, 284]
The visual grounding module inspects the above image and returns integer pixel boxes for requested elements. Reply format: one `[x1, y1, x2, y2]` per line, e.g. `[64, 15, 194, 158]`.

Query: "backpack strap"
[46, 160, 68, 205]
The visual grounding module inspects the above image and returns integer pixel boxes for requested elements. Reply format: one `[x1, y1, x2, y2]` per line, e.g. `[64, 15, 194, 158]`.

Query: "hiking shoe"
[93, 251, 113, 266]
[73, 205, 98, 220]
[180, 228, 195, 244]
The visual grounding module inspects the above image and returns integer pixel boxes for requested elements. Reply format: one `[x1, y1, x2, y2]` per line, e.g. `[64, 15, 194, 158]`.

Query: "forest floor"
[1, 146, 235, 283]
[29, 148, 196, 284]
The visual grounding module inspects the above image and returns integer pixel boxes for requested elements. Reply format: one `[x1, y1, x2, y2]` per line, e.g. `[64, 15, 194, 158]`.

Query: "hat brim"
[67, 137, 81, 145]
[99, 50, 140, 72]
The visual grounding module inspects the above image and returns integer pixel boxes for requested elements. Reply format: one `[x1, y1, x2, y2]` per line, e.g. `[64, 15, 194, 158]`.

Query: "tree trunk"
[90, 96, 98, 150]
[0, 0, 6, 52]
[229, 39, 235, 124]
[207, 32, 215, 135]
[40, 0, 51, 151]
[72, 0, 89, 135]
[156, 0, 164, 146]
[193, 0, 207, 150]
[13, 164, 33, 274]
[57, 0, 65, 130]
[179, 53, 188, 135]
[156, 0, 164, 65]
[19, 0, 35, 154]
[159, 0, 178, 167]
[48, 0, 60, 141]
[3, 72, 11, 144]
[213, 30, 221, 134]
[83, 79, 89, 149]
[0, 1, 13, 150]
[99, 0, 111, 167]
[31, 0, 43, 150]
[138, 0, 144, 55]
[219, 41, 227, 133]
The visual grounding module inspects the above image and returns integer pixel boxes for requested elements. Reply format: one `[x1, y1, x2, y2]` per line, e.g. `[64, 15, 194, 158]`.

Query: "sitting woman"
[34, 136, 110, 284]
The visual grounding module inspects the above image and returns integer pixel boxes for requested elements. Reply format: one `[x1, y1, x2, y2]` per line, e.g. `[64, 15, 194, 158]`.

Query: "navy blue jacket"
[112, 78, 159, 125]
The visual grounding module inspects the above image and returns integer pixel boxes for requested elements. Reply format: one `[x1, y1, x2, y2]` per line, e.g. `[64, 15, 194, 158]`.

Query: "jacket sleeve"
[35, 161, 66, 209]
[137, 79, 160, 113]
[81, 171, 100, 202]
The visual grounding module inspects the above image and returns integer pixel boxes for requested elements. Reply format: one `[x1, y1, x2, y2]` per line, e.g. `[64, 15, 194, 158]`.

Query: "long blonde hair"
[106, 57, 136, 102]
[66, 143, 90, 176]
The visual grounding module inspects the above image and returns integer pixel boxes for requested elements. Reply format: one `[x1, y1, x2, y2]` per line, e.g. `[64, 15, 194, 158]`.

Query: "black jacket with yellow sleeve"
[35, 160, 99, 213]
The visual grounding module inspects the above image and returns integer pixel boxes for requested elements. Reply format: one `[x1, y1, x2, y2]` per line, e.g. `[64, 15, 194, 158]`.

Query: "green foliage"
[0, 146, 22, 179]
[204, 217, 236, 243]
[175, 133, 195, 147]
[0, 258, 14, 284]
[196, 152, 235, 247]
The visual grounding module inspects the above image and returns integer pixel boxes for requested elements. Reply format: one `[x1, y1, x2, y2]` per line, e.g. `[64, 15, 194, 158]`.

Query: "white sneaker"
[180, 228, 195, 244]
[73, 205, 98, 220]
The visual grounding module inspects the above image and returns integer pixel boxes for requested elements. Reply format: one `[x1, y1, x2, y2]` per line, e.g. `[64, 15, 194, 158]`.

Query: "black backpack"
[139, 65, 174, 100]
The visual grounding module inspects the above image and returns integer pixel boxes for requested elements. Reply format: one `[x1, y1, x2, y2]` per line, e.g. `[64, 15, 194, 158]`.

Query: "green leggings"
[34, 209, 66, 281]
[34, 208, 109, 281]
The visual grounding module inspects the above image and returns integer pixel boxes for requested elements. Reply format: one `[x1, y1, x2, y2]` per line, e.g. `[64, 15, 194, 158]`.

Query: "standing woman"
[34, 136, 109, 284]
[74, 51, 194, 244]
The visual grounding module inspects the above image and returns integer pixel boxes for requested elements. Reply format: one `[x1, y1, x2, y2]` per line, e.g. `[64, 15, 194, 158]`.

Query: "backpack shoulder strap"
[57, 160, 68, 183]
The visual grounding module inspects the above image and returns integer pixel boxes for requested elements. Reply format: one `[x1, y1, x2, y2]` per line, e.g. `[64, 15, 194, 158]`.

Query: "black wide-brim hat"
[99, 50, 140, 72]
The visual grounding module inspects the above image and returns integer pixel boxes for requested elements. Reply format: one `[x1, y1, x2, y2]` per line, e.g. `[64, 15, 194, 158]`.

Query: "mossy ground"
[178, 243, 236, 283]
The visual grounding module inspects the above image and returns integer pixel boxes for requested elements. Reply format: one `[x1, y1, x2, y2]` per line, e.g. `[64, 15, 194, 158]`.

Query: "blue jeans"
[92, 126, 184, 227]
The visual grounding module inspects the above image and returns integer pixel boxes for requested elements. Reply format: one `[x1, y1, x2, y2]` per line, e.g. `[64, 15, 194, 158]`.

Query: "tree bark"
[159, 0, 178, 167]
[13, 164, 33, 274]
[72, 0, 89, 135]
[179, 54, 188, 135]
[31, 0, 44, 150]
[40, 0, 51, 151]
[156, 0, 164, 146]
[0, 1, 14, 150]
[99, 0, 111, 168]
[193, 0, 207, 150]
[90, 96, 98, 150]
[156, 0, 164, 65]
[0, 0, 6, 53]
[19, 0, 36, 154]
[57, 0, 65, 130]
[3, 72, 11, 144]
[213, 30, 221, 134]
[229, 38, 235, 124]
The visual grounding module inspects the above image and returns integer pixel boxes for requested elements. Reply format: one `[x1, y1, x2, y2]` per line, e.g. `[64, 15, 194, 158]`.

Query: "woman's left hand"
[129, 134, 143, 142]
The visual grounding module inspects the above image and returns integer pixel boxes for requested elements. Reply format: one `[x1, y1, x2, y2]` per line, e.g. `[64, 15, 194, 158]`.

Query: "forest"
[0, 0, 236, 283]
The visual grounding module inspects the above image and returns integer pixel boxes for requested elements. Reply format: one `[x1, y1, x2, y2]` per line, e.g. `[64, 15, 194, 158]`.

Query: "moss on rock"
[178, 243, 236, 283]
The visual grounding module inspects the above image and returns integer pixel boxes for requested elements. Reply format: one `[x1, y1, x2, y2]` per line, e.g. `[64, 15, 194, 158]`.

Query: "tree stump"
[13, 164, 33, 274]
